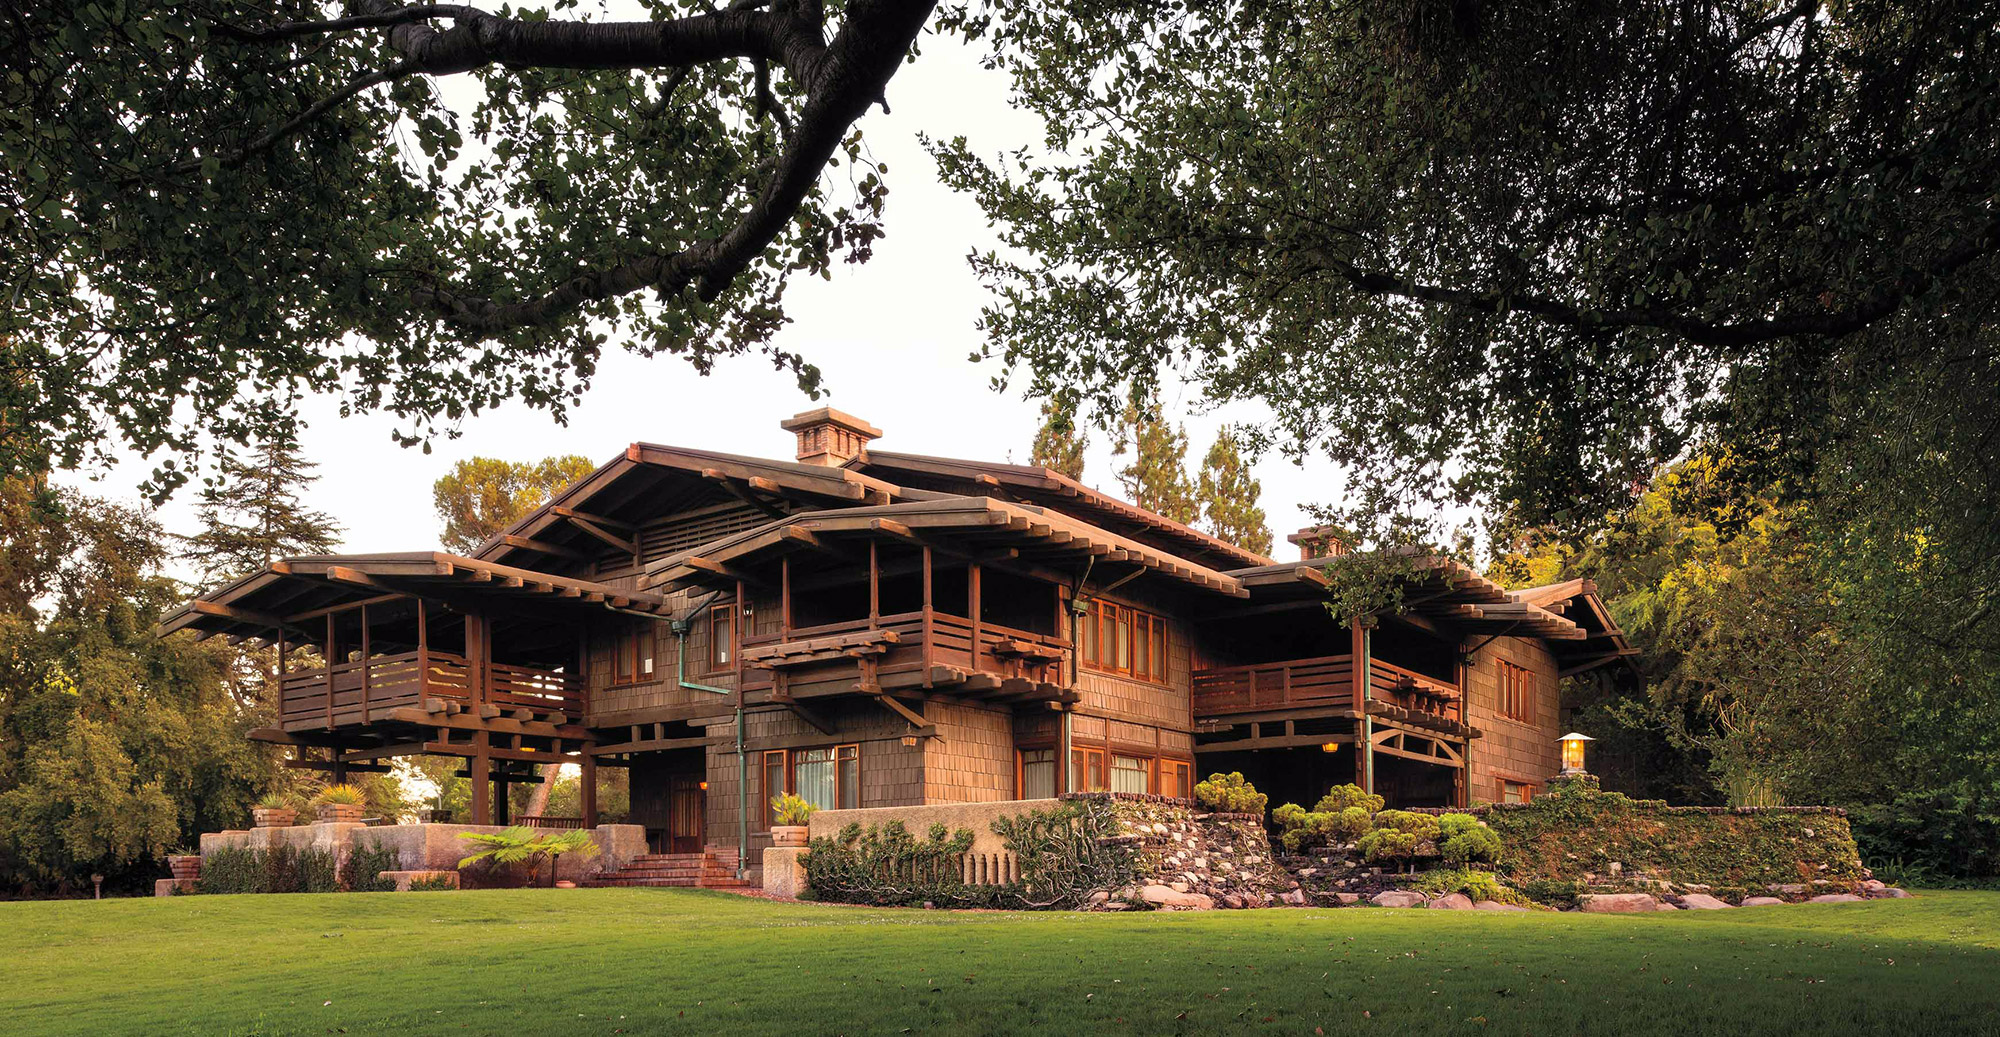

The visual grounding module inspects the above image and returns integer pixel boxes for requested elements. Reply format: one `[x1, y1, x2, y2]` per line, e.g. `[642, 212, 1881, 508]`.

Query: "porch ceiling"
[1222, 553, 1591, 642]
[156, 552, 669, 644]
[641, 496, 1250, 599]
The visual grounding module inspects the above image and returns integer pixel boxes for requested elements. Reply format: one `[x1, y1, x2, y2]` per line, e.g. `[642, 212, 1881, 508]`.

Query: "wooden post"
[868, 541, 879, 628]
[358, 604, 371, 724]
[324, 613, 336, 729]
[920, 546, 934, 686]
[329, 746, 348, 786]
[581, 752, 599, 829]
[471, 731, 491, 826]
[969, 563, 982, 670]
[494, 766, 510, 826]
[467, 613, 487, 707]
[781, 556, 791, 639]
[1454, 642, 1469, 807]
[416, 599, 430, 701]
[1352, 620, 1371, 792]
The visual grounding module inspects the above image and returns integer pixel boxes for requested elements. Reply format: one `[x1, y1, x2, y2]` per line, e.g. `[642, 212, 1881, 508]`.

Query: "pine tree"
[432, 455, 596, 554]
[1197, 428, 1273, 555]
[1112, 391, 1199, 525]
[1029, 398, 1087, 481]
[183, 429, 342, 588]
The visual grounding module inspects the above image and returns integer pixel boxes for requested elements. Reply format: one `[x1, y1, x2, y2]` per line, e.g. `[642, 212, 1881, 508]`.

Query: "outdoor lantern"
[1558, 732, 1595, 775]
[1320, 742, 1341, 753]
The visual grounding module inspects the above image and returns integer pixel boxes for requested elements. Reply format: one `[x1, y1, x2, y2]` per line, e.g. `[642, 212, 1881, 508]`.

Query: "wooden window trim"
[762, 743, 861, 824]
[1496, 778, 1536, 804]
[705, 603, 737, 674]
[1081, 600, 1170, 685]
[611, 627, 654, 686]
[1017, 747, 1058, 800]
[1498, 660, 1533, 724]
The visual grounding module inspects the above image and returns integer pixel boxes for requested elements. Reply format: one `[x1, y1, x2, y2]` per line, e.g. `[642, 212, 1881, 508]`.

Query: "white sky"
[59, 24, 1345, 569]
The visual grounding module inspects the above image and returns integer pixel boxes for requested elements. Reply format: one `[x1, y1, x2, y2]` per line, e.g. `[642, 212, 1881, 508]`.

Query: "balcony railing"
[742, 610, 1069, 693]
[1191, 654, 1458, 718]
[279, 650, 581, 730]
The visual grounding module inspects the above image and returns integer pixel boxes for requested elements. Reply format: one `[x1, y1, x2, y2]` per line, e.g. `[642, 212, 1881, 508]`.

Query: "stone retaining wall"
[1080, 793, 1290, 909]
[198, 822, 646, 882]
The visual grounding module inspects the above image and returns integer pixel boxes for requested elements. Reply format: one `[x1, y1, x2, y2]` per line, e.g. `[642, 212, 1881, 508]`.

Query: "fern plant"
[458, 827, 600, 887]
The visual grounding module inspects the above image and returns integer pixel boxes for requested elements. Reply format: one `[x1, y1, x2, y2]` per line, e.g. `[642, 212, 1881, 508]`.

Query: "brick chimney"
[780, 407, 882, 466]
[1287, 525, 1352, 560]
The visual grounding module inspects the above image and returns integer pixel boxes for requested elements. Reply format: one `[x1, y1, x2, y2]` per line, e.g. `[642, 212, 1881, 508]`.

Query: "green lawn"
[9, 889, 1999, 1036]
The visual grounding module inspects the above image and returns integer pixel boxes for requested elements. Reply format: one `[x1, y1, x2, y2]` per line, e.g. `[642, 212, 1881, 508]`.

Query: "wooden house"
[160, 408, 1633, 869]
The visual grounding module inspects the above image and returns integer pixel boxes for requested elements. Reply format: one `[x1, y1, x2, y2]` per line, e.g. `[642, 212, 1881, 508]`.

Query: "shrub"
[315, 784, 366, 807]
[1410, 867, 1529, 906]
[1437, 813, 1503, 866]
[1357, 810, 1442, 865]
[802, 821, 976, 906]
[194, 845, 338, 894]
[1194, 772, 1267, 815]
[457, 826, 599, 888]
[1274, 784, 1385, 852]
[771, 793, 818, 826]
[407, 876, 458, 892]
[196, 848, 268, 895]
[342, 839, 401, 892]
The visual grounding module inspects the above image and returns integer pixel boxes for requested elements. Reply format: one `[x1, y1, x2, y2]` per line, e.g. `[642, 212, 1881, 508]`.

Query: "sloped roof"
[853, 450, 1273, 571]
[644, 496, 1249, 598]
[1224, 553, 1589, 641]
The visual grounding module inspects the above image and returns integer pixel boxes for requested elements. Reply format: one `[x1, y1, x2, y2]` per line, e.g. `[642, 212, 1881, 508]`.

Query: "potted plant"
[166, 851, 202, 882]
[251, 791, 297, 829]
[315, 783, 367, 824]
[770, 793, 817, 847]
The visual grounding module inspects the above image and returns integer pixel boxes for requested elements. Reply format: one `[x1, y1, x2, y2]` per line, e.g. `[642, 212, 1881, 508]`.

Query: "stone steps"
[582, 847, 749, 889]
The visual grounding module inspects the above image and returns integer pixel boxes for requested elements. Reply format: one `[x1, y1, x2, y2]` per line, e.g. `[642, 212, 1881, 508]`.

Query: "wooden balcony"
[742, 610, 1072, 705]
[279, 650, 582, 731]
[1192, 655, 1459, 720]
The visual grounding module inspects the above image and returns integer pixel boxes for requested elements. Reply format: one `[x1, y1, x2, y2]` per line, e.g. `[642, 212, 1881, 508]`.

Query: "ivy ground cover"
[6, 889, 1997, 1035]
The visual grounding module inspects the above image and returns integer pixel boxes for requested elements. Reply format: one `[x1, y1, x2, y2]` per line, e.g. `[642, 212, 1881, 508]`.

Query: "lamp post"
[1558, 732, 1594, 776]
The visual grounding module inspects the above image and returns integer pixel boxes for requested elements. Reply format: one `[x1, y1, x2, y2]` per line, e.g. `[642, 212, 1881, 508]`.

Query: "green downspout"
[670, 618, 741, 877]
[1359, 623, 1374, 794]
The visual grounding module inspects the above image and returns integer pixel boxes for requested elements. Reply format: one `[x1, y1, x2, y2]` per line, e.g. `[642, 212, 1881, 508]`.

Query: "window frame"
[706, 603, 737, 673]
[1069, 746, 1107, 792]
[1497, 778, 1535, 804]
[1158, 759, 1193, 801]
[1017, 747, 1058, 800]
[1080, 600, 1170, 684]
[1110, 753, 1151, 795]
[611, 627, 654, 686]
[760, 743, 860, 827]
[1498, 660, 1534, 723]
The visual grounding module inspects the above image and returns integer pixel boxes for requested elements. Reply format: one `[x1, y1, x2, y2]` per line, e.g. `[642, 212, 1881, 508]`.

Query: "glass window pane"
[836, 745, 859, 809]
[1082, 604, 1099, 666]
[794, 747, 836, 810]
[762, 752, 785, 825]
[1112, 755, 1149, 794]
[1020, 749, 1056, 799]
[1134, 620, 1150, 680]
[1153, 618, 1168, 679]
[1115, 610, 1130, 671]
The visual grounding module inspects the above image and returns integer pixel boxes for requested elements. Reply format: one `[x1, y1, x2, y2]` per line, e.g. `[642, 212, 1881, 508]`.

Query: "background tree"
[5, 0, 937, 497]
[1111, 391, 1198, 525]
[182, 426, 343, 588]
[432, 455, 595, 555]
[934, 0, 2000, 684]
[1195, 427, 1271, 555]
[0, 478, 281, 894]
[1028, 397, 1087, 480]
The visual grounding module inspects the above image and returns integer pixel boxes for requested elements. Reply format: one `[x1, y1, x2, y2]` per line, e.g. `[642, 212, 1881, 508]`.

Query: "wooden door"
[667, 774, 705, 854]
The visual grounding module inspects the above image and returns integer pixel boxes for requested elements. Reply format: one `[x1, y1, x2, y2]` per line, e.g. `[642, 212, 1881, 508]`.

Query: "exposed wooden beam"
[496, 535, 593, 561]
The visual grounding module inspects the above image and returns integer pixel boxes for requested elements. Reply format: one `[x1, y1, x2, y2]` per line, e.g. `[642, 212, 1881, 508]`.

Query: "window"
[612, 627, 655, 685]
[1111, 754, 1151, 794]
[1019, 748, 1057, 799]
[1498, 661, 1534, 723]
[1069, 746, 1107, 792]
[1080, 601, 1169, 683]
[1159, 759, 1193, 800]
[762, 744, 860, 825]
[706, 604, 736, 672]
[1498, 779, 1535, 805]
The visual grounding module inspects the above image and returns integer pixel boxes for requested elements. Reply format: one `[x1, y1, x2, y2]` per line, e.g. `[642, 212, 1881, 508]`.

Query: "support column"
[581, 752, 600, 829]
[494, 769, 509, 826]
[1352, 619, 1374, 794]
[470, 731, 492, 826]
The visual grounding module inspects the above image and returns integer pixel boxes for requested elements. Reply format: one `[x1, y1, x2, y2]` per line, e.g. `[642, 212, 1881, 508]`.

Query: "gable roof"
[853, 450, 1273, 572]
[1508, 578, 1639, 677]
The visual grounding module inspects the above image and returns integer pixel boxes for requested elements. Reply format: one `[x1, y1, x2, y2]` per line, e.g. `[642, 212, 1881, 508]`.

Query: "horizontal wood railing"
[279, 650, 581, 729]
[1192, 655, 1461, 719]
[742, 609, 1069, 692]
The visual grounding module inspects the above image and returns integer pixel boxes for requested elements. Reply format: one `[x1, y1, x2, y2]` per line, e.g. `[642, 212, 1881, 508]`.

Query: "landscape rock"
[1279, 888, 1308, 906]
[1141, 883, 1215, 909]
[1869, 887, 1911, 899]
[1370, 890, 1428, 908]
[1739, 896, 1786, 906]
[1579, 893, 1663, 913]
[1333, 892, 1361, 905]
[1808, 893, 1866, 903]
[1678, 893, 1733, 910]
[1474, 900, 1528, 911]
[1426, 893, 1474, 910]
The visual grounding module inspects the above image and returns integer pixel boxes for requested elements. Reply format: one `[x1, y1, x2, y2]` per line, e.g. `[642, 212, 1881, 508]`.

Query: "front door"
[667, 774, 705, 854]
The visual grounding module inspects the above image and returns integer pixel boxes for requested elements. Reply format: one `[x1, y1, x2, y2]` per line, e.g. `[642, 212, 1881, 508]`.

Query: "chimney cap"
[780, 406, 881, 439]
[1288, 524, 1353, 560]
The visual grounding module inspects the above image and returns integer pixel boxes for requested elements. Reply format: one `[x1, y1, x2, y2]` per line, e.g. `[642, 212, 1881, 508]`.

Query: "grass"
[8, 889, 1999, 1036]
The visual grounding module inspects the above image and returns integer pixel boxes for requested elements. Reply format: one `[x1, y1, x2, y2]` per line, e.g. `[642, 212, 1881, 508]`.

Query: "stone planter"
[318, 803, 364, 824]
[251, 807, 296, 829]
[167, 855, 202, 882]
[771, 825, 810, 848]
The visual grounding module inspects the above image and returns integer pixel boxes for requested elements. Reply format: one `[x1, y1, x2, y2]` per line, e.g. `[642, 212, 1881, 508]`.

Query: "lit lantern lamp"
[1558, 732, 1595, 776]
[1320, 742, 1341, 753]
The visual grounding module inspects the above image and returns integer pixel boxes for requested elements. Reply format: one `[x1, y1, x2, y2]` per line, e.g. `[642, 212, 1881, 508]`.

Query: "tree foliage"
[1028, 397, 1087, 480]
[4, 0, 936, 496]
[1111, 390, 1197, 525]
[1195, 427, 1271, 555]
[933, 0, 2000, 634]
[432, 454, 594, 554]
[181, 426, 343, 588]
[0, 478, 280, 894]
